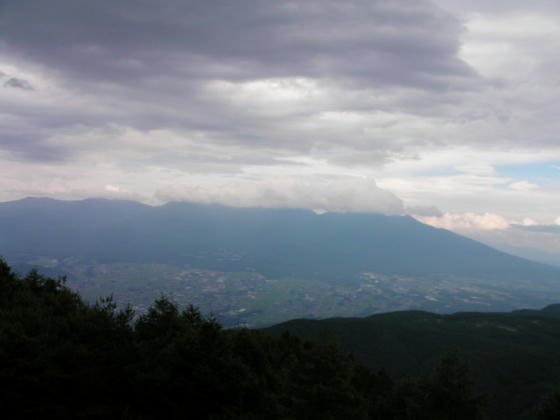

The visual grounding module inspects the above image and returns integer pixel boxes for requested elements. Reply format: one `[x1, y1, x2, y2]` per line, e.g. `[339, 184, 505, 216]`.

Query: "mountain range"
[1, 197, 559, 325]
[2, 197, 558, 280]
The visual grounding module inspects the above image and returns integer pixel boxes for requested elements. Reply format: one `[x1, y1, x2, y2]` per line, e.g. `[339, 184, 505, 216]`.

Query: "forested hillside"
[266, 307, 560, 419]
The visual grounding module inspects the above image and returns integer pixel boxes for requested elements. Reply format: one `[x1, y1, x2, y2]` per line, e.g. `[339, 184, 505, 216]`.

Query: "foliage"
[266, 308, 560, 419]
[536, 391, 560, 420]
[0, 259, 489, 419]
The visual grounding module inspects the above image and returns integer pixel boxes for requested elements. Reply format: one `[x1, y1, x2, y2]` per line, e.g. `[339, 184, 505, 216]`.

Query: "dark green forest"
[0, 259, 559, 419]
[266, 309, 560, 419]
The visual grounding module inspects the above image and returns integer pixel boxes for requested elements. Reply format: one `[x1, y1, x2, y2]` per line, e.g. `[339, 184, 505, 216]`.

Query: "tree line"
[1, 258, 558, 419]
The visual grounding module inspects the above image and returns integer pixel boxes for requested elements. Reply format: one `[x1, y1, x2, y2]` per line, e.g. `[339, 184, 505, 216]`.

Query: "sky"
[0, 0, 559, 259]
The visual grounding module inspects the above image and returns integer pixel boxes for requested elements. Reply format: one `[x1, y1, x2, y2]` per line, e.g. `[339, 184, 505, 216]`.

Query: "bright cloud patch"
[417, 212, 512, 231]
[104, 185, 121, 193]
[508, 181, 539, 191]
[155, 175, 405, 215]
[459, 12, 560, 79]
[415, 212, 544, 232]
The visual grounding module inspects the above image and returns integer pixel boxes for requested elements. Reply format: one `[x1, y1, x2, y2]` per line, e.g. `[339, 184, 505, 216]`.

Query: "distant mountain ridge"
[1, 197, 558, 285]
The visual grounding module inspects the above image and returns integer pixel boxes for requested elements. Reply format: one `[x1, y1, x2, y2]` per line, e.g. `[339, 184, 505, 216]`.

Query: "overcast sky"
[1, 0, 559, 256]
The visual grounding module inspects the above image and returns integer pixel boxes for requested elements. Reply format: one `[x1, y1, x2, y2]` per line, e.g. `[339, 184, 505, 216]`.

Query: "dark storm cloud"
[0, 0, 473, 88]
[0, 0, 478, 168]
[0, 133, 69, 162]
[435, 0, 560, 14]
[4, 77, 33, 90]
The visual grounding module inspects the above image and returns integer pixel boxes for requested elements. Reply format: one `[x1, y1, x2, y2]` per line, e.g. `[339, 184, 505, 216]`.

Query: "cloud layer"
[0, 0, 559, 247]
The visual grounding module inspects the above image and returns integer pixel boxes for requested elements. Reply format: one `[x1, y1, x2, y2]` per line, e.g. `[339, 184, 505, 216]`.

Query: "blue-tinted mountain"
[1, 197, 559, 285]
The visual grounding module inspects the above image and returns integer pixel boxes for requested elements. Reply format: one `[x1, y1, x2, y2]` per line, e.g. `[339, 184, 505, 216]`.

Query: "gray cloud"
[4, 77, 33, 90]
[0, 0, 559, 225]
[406, 205, 443, 217]
[154, 175, 405, 214]
[0, 0, 481, 168]
[434, 0, 560, 15]
[512, 224, 560, 234]
[0, 133, 69, 162]
[0, 0, 473, 88]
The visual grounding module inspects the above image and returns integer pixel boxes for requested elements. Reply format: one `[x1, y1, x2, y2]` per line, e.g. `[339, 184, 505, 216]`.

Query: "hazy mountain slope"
[488, 243, 560, 268]
[265, 305, 560, 420]
[1, 197, 559, 285]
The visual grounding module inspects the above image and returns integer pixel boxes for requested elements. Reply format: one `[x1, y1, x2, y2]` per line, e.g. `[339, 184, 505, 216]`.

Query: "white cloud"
[508, 181, 539, 191]
[417, 212, 511, 231]
[521, 217, 539, 226]
[459, 13, 560, 79]
[104, 185, 121, 193]
[154, 175, 404, 215]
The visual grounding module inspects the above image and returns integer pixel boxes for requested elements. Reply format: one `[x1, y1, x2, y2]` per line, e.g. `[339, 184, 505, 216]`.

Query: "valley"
[11, 256, 559, 327]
